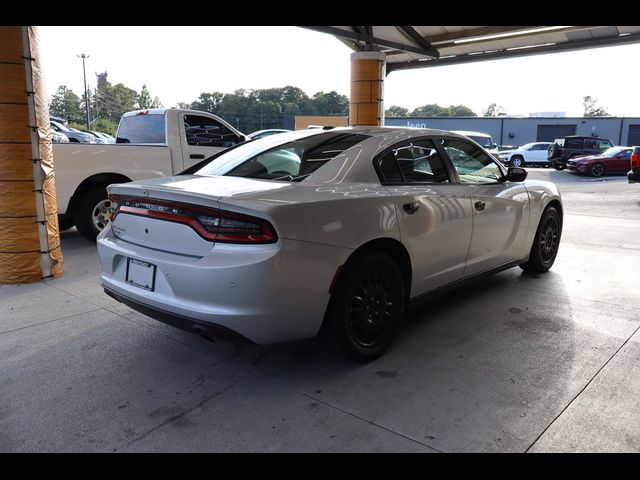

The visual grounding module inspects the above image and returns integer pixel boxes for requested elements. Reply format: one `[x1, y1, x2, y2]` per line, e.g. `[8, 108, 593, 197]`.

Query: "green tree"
[94, 82, 138, 124]
[190, 92, 224, 113]
[92, 118, 117, 136]
[482, 103, 506, 116]
[49, 85, 82, 122]
[311, 91, 349, 115]
[136, 84, 163, 109]
[385, 105, 410, 117]
[412, 104, 448, 116]
[175, 102, 192, 109]
[583, 95, 610, 117]
[448, 105, 477, 116]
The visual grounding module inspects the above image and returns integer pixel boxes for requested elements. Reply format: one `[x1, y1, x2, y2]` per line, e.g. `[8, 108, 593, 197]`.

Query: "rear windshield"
[196, 132, 370, 182]
[116, 113, 166, 144]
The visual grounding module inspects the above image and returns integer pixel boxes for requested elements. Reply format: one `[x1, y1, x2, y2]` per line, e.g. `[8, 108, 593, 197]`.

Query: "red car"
[566, 146, 633, 177]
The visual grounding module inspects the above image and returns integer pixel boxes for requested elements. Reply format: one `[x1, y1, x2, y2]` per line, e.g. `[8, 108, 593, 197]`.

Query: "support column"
[0, 26, 63, 284]
[349, 51, 386, 127]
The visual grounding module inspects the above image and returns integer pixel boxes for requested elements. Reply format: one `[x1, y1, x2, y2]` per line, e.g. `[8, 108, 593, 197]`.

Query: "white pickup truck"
[54, 108, 249, 240]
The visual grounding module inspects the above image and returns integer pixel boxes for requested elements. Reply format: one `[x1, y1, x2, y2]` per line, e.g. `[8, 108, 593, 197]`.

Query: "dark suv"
[548, 136, 614, 170]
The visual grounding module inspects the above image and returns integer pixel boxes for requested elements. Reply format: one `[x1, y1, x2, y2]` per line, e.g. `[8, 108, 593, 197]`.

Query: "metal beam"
[398, 26, 440, 59]
[386, 31, 640, 74]
[302, 26, 439, 59]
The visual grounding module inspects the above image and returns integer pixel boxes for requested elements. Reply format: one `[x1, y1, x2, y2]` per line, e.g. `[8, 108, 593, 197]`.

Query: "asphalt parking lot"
[1, 168, 639, 452]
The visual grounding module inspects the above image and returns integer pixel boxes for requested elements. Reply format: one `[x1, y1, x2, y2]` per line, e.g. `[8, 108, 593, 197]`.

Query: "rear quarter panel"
[53, 143, 173, 213]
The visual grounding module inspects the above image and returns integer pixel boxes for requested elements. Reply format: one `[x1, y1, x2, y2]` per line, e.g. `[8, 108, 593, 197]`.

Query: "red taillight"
[631, 153, 640, 168]
[109, 195, 277, 244]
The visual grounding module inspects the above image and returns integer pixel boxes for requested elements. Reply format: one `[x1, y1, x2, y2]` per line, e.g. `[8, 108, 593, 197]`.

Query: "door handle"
[474, 201, 486, 212]
[403, 202, 419, 214]
[190, 154, 205, 159]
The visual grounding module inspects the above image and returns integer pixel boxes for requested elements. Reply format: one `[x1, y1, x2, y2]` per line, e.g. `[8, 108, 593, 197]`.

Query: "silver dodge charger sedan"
[98, 127, 562, 361]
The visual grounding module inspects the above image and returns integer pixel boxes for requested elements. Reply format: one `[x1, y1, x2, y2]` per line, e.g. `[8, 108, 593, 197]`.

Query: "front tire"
[520, 206, 562, 273]
[74, 186, 111, 242]
[327, 252, 405, 362]
[590, 163, 605, 177]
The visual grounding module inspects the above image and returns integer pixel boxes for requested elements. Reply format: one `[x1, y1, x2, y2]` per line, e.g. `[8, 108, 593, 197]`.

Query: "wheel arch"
[68, 173, 132, 216]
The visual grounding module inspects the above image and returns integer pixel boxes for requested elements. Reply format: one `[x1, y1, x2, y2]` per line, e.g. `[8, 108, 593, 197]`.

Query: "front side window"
[377, 138, 450, 184]
[184, 114, 239, 147]
[442, 139, 503, 184]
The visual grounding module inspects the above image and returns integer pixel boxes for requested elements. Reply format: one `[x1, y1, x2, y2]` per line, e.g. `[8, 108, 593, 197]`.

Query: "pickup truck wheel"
[553, 163, 565, 171]
[75, 187, 111, 242]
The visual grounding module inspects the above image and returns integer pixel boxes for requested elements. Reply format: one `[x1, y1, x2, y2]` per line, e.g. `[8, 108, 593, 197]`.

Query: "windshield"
[602, 147, 625, 157]
[51, 120, 70, 132]
[196, 131, 370, 182]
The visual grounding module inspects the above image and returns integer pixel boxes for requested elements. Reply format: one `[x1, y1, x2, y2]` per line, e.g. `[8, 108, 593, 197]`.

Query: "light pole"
[77, 53, 90, 129]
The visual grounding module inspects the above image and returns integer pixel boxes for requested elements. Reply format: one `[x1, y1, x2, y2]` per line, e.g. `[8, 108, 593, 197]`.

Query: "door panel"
[388, 185, 473, 296]
[464, 182, 530, 275]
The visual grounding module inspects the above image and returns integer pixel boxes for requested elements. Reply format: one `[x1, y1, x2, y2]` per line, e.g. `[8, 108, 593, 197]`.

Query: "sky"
[38, 26, 640, 117]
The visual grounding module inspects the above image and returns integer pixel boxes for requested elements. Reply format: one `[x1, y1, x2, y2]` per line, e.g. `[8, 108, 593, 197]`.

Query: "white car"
[98, 127, 563, 361]
[498, 142, 553, 167]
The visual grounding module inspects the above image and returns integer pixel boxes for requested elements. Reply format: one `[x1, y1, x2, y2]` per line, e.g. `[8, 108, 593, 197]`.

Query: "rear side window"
[565, 138, 582, 149]
[117, 114, 166, 143]
[377, 139, 450, 184]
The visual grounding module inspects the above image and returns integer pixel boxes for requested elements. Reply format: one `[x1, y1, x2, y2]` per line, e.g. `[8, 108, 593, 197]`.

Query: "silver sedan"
[97, 127, 563, 361]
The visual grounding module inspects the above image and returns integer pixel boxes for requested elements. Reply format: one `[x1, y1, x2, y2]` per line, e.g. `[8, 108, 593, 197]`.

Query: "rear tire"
[74, 186, 111, 242]
[520, 206, 562, 273]
[327, 252, 405, 362]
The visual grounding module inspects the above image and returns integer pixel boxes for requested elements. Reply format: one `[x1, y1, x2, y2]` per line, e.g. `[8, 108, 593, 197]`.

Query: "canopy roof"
[304, 26, 640, 73]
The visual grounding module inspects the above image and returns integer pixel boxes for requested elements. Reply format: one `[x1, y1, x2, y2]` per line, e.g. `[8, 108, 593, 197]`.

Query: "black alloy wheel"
[328, 252, 405, 361]
[520, 206, 562, 273]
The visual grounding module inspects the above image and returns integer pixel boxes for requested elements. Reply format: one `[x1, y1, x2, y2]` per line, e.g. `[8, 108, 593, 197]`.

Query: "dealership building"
[383, 116, 640, 147]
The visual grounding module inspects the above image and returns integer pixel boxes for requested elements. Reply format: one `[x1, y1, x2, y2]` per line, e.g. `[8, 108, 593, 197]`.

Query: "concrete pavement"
[1, 169, 639, 452]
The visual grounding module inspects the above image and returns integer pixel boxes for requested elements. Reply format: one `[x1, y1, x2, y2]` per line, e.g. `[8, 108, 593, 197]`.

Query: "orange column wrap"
[349, 51, 386, 127]
[0, 26, 63, 284]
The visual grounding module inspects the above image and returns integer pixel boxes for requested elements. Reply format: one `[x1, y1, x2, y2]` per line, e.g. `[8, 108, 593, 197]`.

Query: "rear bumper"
[629, 169, 640, 183]
[97, 225, 352, 344]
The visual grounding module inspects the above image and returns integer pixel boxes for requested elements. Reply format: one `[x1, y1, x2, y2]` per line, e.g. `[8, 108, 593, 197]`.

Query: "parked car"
[100, 132, 116, 144]
[50, 120, 96, 144]
[98, 127, 563, 361]
[81, 129, 109, 144]
[628, 146, 640, 183]
[52, 108, 248, 241]
[248, 129, 291, 139]
[566, 146, 633, 177]
[498, 142, 553, 167]
[547, 135, 614, 170]
[50, 129, 69, 143]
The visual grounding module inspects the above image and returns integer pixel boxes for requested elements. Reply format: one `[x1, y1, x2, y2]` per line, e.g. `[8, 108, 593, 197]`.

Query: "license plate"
[126, 258, 156, 291]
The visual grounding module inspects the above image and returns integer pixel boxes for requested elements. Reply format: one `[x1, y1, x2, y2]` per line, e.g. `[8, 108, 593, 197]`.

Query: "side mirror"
[506, 166, 527, 182]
